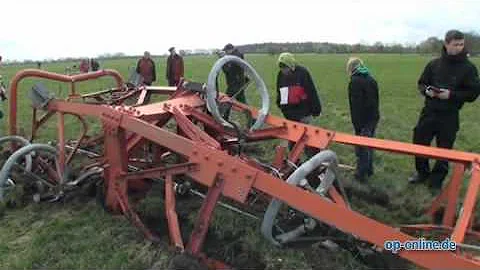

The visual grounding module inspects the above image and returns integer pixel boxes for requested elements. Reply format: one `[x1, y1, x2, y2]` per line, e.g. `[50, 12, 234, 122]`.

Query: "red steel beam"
[186, 177, 224, 255]
[165, 175, 184, 251]
[230, 99, 480, 163]
[9, 69, 124, 137]
[44, 95, 480, 268]
[452, 163, 480, 243]
[172, 107, 221, 149]
[443, 164, 466, 227]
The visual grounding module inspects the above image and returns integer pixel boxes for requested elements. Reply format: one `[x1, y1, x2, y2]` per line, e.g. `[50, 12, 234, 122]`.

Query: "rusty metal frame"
[44, 96, 480, 268]
[9, 69, 480, 269]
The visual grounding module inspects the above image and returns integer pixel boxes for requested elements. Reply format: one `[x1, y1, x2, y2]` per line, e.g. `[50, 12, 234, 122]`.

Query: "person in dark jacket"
[346, 57, 380, 182]
[79, 59, 89, 73]
[166, 47, 184, 86]
[276, 52, 322, 158]
[222, 43, 248, 104]
[135, 51, 156, 104]
[136, 51, 156, 86]
[90, 58, 100, 71]
[408, 30, 480, 190]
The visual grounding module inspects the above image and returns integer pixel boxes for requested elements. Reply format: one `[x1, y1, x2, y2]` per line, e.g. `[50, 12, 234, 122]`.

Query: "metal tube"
[66, 167, 103, 186]
[0, 135, 32, 172]
[8, 69, 124, 137]
[206, 55, 270, 131]
[0, 143, 59, 200]
[261, 150, 338, 246]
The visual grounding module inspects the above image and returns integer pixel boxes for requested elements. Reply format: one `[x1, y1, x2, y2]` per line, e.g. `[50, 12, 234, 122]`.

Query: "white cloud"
[1, 0, 479, 60]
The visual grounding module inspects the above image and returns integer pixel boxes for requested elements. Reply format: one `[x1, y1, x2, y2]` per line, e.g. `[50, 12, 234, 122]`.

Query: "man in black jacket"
[222, 43, 249, 104]
[276, 52, 322, 158]
[409, 30, 480, 190]
[346, 57, 380, 182]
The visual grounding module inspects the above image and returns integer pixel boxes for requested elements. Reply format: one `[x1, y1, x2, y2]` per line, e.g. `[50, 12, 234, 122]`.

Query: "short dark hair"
[223, 43, 234, 51]
[445, 30, 464, 43]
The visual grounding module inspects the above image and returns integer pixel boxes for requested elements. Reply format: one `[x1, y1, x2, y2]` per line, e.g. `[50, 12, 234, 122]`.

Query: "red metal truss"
[7, 69, 480, 269]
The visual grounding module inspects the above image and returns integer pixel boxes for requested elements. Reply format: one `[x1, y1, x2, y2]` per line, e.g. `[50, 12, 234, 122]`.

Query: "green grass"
[0, 54, 479, 269]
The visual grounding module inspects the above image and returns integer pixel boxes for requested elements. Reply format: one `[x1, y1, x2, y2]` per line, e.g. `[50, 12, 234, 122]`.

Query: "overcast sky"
[1, 0, 479, 61]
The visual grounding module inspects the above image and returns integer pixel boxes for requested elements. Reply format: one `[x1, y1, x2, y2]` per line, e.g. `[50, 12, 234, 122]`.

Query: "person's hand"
[425, 86, 436, 98]
[437, 88, 451, 100]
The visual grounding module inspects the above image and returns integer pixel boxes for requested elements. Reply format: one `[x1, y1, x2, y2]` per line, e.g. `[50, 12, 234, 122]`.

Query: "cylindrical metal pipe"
[66, 167, 103, 186]
[8, 69, 124, 137]
[0, 143, 59, 201]
[0, 135, 32, 172]
[206, 55, 269, 131]
[261, 150, 338, 246]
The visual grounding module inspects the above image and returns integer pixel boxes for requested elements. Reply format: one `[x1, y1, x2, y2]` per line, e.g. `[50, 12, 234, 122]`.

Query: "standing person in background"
[90, 58, 100, 71]
[0, 74, 6, 121]
[218, 43, 250, 120]
[79, 59, 89, 73]
[136, 51, 156, 86]
[276, 52, 322, 158]
[166, 47, 184, 87]
[408, 29, 480, 191]
[221, 43, 249, 104]
[135, 51, 157, 104]
[346, 57, 380, 182]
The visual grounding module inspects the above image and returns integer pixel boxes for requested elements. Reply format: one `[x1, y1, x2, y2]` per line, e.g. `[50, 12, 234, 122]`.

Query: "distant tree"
[373, 42, 384, 53]
[417, 37, 442, 54]
[464, 31, 480, 55]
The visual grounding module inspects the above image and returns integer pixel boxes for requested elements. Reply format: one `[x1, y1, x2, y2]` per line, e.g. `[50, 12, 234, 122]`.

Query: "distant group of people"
[131, 30, 480, 191]
[275, 30, 479, 191]
[213, 31, 479, 192]
[79, 58, 100, 73]
[135, 47, 184, 87]
[2, 29, 479, 192]
[271, 29, 480, 191]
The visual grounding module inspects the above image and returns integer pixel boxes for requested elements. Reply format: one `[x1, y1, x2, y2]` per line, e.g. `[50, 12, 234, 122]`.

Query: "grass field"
[0, 53, 479, 269]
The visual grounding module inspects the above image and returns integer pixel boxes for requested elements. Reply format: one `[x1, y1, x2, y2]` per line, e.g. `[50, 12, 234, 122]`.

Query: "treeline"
[237, 32, 480, 55]
[4, 32, 480, 65]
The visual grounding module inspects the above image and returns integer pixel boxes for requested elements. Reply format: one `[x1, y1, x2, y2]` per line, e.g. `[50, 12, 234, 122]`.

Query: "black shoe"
[408, 173, 428, 184]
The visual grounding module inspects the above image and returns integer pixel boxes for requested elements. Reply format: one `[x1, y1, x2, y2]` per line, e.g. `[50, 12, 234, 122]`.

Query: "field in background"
[0, 54, 479, 269]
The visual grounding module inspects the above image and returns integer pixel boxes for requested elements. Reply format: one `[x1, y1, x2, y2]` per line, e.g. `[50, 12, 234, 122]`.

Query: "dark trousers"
[223, 83, 248, 120]
[168, 78, 179, 87]
[226, 83, 247, 104]
[413, 108, 459, 188]
[354, 123, 377, 178]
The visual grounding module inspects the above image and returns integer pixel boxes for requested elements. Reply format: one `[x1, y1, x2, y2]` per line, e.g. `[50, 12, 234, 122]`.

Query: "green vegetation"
[0, 54, 479, 269]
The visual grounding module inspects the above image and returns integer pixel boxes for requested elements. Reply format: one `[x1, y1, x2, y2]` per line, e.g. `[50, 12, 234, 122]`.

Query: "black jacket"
[223, 49, 247, 86]
[90, 60, 99, 71]
[348, 73, 380, 131]
[418, 47, 480, 112]
[276, 65, 322, 120]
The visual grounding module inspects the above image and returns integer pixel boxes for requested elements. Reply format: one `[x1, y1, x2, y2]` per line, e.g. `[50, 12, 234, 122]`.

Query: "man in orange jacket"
[136, 51, 156, 86]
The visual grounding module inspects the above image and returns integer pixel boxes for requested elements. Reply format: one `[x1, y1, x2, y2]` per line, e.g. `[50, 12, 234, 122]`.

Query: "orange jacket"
[136, 58, 156, 84]
[79, 60, 89, 73]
